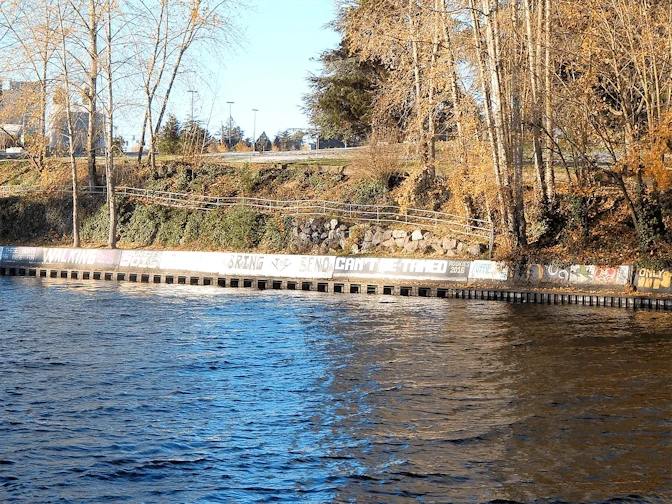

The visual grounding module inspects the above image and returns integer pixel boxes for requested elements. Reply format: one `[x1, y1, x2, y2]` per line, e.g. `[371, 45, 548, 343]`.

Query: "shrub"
[155, 209, 189, 247]
[348, 179, 389, 205]
[306, 171, 342, 191]
[201, 205, 266, 250]
[0, 197, 51, 241]
[182, 211, 205, 245]
[174, 168, 192, 192]
[121, 204, 163, 246]
[80, 204, 109, 243]
[238, 163, 260, 195]
[259, 215, 292, 251]
[348, 136, 406, 188]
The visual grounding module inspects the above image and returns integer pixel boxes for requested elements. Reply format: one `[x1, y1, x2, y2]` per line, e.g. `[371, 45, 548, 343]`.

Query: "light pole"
[252, 108, 258, 155]
[226, 101, 234, 148]
[188, 89, 197, 123]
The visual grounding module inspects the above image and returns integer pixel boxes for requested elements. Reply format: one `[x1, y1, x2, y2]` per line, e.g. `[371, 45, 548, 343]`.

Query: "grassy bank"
[1, 155, 671, 269]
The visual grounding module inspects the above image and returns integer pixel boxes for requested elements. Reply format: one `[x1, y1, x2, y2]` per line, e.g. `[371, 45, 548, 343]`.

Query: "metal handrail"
[0, 184, 495, 247]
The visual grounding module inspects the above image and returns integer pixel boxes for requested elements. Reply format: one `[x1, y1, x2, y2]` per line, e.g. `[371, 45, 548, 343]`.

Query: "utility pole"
[227, 101, 234, 149]
[252, 108, 258, 153]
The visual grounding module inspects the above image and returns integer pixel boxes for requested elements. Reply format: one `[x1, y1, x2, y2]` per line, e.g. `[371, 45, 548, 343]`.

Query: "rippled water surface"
[0, 277, 670, 503]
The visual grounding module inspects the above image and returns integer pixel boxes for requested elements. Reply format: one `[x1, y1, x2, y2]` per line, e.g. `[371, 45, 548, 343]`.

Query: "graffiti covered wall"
[526, 264, 631, 287]
[468, 260, 509, 281]
[333, 257, 471, 282]
[634, 268, 672, 294]
[526, 264, 571, 285]
[568, 265, 631, 286]
[1, 246, 667, 295]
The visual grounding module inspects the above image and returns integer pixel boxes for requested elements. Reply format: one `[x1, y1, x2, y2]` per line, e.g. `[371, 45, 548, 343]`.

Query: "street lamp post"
[249, 108, 259, 164]
[226, 101, 234, 149]
[252, 108, 258, 154]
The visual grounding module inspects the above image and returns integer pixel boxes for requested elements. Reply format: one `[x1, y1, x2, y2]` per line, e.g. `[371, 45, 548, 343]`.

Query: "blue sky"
[139, 0, 341, 144]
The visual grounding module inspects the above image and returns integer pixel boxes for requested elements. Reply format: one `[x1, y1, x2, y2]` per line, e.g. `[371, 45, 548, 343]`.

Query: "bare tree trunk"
[440, 0, 466, 163]
[610, 171, 639, 233]
[511, 5, 527, 245]
[441, 0, 474, 221]
[152, 44, 191, 142]
[137, 0, 203, 170]
[57, 3, 80, 247]
[39, 59, 48, 170]
[137, 110, 148, 165]
[104, 0, 116, 248]
[68, 119, 80, 248]
[523, 0, 548, 207]
[481, 0, 517, 240]
[544, 0, 555, 203]
[425, 0, 441, 177]
[469, 0, 510, 233]
[86, 0, 99, 189]
[147, 107, 156, 169]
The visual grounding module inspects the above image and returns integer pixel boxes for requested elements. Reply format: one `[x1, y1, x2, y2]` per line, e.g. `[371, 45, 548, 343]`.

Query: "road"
[203, 147, 362, 164]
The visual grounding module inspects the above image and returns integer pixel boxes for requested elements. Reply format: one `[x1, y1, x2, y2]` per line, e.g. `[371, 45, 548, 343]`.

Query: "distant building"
[49, 103, 104, 156]
[0, 80, 39, 151]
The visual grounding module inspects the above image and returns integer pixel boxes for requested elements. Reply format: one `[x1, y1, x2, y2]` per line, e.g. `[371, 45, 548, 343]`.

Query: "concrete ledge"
[1, 260, 670, 311]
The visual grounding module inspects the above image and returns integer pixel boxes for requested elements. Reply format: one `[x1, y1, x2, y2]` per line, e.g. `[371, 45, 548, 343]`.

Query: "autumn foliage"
[321, 0, 672, 256]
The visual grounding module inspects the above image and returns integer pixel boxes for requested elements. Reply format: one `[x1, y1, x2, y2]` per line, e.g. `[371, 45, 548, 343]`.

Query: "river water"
[0, 277, 670, 503]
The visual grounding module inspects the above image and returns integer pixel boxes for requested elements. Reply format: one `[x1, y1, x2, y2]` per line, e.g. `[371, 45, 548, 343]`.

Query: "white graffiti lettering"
[44, 248, 102, 265]
[271, 257, 292, 272]
[400, 259, 447, 274]
[299, 256, 331, 272]
[227, 254, 264, 271]
[119, 251, 162, 269]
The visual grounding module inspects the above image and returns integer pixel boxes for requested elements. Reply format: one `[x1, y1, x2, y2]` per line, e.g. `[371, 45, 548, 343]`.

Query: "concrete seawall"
[1, 246, 670, 310]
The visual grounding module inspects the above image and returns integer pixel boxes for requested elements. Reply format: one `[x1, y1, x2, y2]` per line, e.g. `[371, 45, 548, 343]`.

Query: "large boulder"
[467, 243, 487, 256]
[411, 229, 424, 241]
[372, 230, 384, 246]
[442, 238, 457, 251]
[403, 240, 419, 253]
[430, 242, 444, 254]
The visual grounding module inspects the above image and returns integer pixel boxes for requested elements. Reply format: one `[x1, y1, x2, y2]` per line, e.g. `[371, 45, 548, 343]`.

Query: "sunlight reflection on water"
[1, 277, 670, 503]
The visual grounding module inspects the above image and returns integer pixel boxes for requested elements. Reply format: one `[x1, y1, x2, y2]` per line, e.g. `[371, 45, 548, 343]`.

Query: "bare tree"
[0, 0, 58, 170]
[102, 0, 117, 248]
[55, 0, 81, 247]
[346, 0, 451, 180]
[129, 0, 242, 169]
[553, 0, 672, 236]
[61, 0, 105, 189]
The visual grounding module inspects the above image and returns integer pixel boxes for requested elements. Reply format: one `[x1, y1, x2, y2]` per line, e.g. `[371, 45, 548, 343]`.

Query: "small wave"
[443, 435, 485, 445]
[104, 458, 138, 466]
[141, 458, 209, 469]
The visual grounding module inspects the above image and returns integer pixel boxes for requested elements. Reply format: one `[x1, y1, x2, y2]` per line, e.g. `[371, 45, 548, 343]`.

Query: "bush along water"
[3, 195, 487, 258]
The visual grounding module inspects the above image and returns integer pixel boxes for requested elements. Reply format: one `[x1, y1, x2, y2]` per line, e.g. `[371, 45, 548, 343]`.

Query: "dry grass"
[347, 138, 410, 185]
